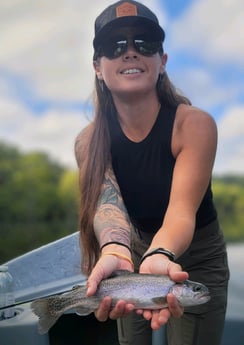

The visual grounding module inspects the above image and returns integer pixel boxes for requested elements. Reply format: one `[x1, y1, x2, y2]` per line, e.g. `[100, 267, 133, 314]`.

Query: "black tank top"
[108, 105, 217, 233]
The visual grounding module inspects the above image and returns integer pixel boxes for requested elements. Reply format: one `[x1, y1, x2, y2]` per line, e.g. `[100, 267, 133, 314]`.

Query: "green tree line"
[0, 142, 243, 263]
[0, 142, 79, 263]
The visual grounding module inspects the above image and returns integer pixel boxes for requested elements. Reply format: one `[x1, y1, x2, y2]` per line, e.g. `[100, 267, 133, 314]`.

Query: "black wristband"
[140, 247, 175, 265]
[100, 241, 132, 253]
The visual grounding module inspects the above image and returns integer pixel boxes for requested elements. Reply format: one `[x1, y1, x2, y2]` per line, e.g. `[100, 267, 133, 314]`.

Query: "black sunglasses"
[97, 34, 163, 59]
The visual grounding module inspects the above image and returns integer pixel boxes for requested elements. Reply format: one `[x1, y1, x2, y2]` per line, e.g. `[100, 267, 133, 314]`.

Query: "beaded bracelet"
[100, 241, 132, 253]
[140, 247, 175, 265]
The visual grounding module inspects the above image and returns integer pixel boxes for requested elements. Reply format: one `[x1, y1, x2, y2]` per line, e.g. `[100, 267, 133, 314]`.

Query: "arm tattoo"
[94, 166, 132, 248]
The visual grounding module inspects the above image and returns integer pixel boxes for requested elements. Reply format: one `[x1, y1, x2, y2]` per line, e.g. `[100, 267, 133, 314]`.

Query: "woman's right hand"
[138, 254, 188, 329]
[86, 253, 134, 321]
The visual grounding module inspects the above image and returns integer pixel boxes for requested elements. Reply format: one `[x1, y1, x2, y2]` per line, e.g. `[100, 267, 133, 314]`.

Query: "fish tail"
[31, 297, 62, 334]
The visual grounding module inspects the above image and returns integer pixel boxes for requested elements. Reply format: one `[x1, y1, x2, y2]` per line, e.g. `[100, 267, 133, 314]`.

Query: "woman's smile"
[120, 68, 144, 75]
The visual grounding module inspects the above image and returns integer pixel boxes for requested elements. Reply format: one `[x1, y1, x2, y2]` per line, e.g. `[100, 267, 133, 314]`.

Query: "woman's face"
[94, 26, 167, 100]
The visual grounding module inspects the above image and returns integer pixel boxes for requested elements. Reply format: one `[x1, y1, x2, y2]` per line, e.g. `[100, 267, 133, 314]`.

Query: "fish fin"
[151, 297, 167, 307]
[75, 306, 93, 316]
[31, 297, 62, 335]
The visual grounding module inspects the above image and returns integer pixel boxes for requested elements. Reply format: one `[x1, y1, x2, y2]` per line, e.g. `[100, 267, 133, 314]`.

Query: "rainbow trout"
[31, 270, 210, 334]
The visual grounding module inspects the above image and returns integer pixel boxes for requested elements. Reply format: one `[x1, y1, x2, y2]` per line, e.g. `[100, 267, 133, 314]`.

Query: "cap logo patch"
[116, 2, 138, 17]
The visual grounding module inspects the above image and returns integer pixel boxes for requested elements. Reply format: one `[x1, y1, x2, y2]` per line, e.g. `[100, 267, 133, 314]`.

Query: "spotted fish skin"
[31, 270, 210, 334]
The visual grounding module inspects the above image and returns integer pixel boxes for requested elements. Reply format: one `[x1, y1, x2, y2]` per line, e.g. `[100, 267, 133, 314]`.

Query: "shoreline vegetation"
[1, 142, 244, 263]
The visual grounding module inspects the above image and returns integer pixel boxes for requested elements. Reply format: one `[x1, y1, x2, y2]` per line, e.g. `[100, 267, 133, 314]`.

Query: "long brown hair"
[75, 67, 191, 275]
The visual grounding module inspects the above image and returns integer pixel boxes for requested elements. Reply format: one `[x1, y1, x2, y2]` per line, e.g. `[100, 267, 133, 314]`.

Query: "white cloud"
[0, 95, 89, 168]
[168, 0, 244, 65]
[214, 105, 244, 175]
[0, 0, 106, 101]
[168, 65, 236, 110]
[218, 105, 244, 139]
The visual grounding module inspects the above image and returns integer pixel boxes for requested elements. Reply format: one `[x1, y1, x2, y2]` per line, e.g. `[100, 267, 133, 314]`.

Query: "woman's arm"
[86, 167, 135, 321]
[94, 166, 132, 254]
[149, 105, 217, 257]
[87, 167, 134, 294]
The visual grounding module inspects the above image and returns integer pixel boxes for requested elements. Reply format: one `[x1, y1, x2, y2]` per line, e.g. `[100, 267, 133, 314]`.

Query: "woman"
[75, 1, 229, 344]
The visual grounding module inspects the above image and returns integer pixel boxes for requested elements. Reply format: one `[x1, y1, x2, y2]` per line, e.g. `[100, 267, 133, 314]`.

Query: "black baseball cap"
[93, 0, 165, 49]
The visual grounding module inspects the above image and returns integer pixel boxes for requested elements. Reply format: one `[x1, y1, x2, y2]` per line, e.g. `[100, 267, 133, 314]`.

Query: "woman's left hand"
[138, 256, 188, 329]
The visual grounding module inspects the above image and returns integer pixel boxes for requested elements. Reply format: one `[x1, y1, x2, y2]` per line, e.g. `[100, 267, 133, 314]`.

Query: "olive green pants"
[117, 220, 229, 345]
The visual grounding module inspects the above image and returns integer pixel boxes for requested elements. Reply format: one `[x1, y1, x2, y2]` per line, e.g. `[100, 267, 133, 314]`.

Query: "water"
[221, 243, 244, 345]
[225, 243, 244, 320]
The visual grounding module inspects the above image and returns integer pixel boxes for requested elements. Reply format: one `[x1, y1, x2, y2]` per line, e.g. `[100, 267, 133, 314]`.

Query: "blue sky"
[0, 0, 243, 174]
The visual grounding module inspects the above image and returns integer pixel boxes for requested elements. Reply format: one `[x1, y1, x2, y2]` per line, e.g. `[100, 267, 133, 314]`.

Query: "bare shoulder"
[173, 104, 217, 155]
[176, 104, 216, 128]
[175, 104, 217, 136]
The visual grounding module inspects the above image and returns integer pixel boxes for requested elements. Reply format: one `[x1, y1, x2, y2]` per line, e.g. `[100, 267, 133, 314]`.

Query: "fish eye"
[193, 285, 202, 292]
